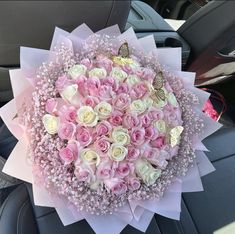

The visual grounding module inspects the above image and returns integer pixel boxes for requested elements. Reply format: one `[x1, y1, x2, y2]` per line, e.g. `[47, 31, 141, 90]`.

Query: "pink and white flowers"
[0, 23, 219, 232]
[41, 53, 184, 196]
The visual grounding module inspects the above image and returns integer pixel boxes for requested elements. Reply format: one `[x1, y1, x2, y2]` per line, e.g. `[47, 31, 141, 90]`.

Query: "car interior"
[0, 1, 235, 234]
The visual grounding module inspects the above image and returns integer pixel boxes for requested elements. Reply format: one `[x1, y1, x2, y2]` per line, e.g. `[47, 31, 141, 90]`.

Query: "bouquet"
[0, 24, 221, 233]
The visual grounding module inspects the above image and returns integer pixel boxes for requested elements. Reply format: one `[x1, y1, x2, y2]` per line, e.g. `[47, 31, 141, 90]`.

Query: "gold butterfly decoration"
[118, 42, 129, 58]
[169, 126, 184, 147]
[151, 72, 166, 102]
[112, 42, 135, 66]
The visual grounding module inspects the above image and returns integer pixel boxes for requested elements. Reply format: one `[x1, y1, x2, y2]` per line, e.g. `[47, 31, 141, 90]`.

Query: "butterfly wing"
[155, 89, 166, 101]
[153, 72, 164, 90]
[118, 42, 129, 58]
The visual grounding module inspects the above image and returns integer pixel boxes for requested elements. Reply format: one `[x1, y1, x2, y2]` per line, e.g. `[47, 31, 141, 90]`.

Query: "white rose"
[109, 144, 128, 161]
[126, 75, 140, 86]
[94, 101, 112, 119]
[110, 67, 128, 82]
[142, 168, 161, 186]
[80, 148, 100, 166]
[143, 97, 154, 109]
[130, 99, 147, 114]
[61, 84, 78, 103]
[135, 159, 161, 186]
[167, 92, 179, 107]
[111, 127, 130, 146]
[42, 114, 59, 134]
[154, 120, 166, 133]
[90, 180, 103, 191]
[152, 99, 167, 108]
[76, 106, 99, 127]
[89, 68, 107, 78]
[68, 64, 87, 79]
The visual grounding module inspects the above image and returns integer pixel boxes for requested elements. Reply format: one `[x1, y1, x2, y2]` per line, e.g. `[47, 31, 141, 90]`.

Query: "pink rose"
[150, 136, 166, 149]
[98, 85, 113, 99]
[96, 55, 113, 72]
[141, 114, 151, 127]
[45, 98, 58, 114]
[58, 122, 76, 140]
[104, 178, 127, 195]
[64, 106, 77, 122]
[80, 58, 93, 69]
[143, 147, 159, 160]
[141, 68, 155, 83]
[122, 65, 134, 75]
[134, 69, 143, 78]
[116, 162, 131, 178]
[83, 96, 99, 108]
[59, 105, 76, 122]
[143, 146, 168, 169]
[87, 77, 100, 96]
[116, 83, 129, 95]
[123, 113, 140, 129]
[96, 121, 112, 136]
[127, 177, 140, 191]
[59, 143, 77, 164]
[109, 111, 123, 126]
[76, 75, 88, 97]
[130, 82, 149, 99]
[96, 160, 113, 180]
[148, 108, 164, 121]
[164, 104, 182, 125]
[94, 137, 110, 154]
[130, 128, 146, 145]
[55, 75, 70, 91]
[145, 125, 158, 140]
[101, 77, 118, 92]
[74, 165, 94, 183]
[113, 93, 131, 111]
[76, 126, 92, 147]
[126, 146, 140, 161]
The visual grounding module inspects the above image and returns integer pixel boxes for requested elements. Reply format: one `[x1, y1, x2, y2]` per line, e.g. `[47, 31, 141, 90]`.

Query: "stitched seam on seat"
[211, 153, 235, 163]
[17, 200, 30, 234]
[132, 1, 147, 22]
[105, 0, 115, 27]
[182, 198, 200, 234]
[36, 210, 56, 219]
[0, 185, 25, 219]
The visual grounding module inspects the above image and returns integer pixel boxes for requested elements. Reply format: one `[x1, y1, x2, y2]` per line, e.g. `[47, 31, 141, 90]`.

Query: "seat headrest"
[0, 0, 131, 66]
